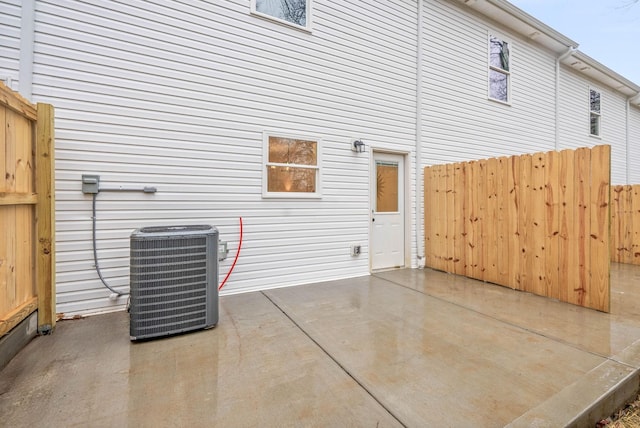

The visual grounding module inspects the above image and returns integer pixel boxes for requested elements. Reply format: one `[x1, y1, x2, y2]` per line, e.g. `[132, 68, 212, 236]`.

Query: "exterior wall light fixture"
[351, 139, 365, 153]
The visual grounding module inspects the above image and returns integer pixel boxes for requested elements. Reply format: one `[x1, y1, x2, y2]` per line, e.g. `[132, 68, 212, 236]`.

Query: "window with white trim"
[263, 134, 321, 198]
[488, 34, 510, 103]
[251, 0, 311, 30]
[589, 88, 601, 137]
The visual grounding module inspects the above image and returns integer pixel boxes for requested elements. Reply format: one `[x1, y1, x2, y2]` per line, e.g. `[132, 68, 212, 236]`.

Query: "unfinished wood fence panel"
[424, 145, 611, 312]
[611, 184, 640, 266]
[545, 150, 560, 300]
[0, 82, 55, 336]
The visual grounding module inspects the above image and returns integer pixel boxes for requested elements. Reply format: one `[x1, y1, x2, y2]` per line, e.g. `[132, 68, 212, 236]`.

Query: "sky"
[509, 0, 640, 86]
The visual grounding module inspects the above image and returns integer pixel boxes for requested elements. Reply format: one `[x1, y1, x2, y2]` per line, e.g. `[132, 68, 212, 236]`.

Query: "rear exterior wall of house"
[3, 0, 639, 315]
[630, 106, 640, 183]
[31, 0, 419, 314]
[0, 0, 21, 90]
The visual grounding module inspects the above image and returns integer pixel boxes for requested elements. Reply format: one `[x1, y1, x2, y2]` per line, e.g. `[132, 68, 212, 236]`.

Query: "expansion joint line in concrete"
[260, 291, 408, 428]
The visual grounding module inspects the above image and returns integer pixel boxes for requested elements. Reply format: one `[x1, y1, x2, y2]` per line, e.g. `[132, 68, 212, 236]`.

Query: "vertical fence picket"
[589, 144, 610, 312]
[508, 155, 520, 289]
[610, 186, 621, 262]
[465, 161, 476, 278]
[519, 154, 532, 292]
[436, 165, 447, 271]
[545, 151, 560, 299]
[573, 147, 591, 307]
[453, 163, 466, 275]
[424, 167, 432, 268]
[632, 186, 640, 265]
[471, 161, 482, 280]
[477, 160, 487, 281]
[0, 107, 6, 193]
[530, 152, 546, 296]
[445, 163, 455, 273]
[623, 186, 633, 264]
[485, 157, 498, 284]
[558, 149, 575, 304]
[497, 157, 509, 285]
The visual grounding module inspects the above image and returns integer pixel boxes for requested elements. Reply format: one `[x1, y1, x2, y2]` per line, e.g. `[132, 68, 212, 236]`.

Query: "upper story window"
[488, 35, 510, 103]
[252, 0, 311, 31]
[589, 88, 601, 137]
[263, 133, 321, 198]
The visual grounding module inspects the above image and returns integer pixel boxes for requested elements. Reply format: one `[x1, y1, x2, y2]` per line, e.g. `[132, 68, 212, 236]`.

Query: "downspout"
[555, 47, 575, 150]
[627, 93, 640, 184]
[18, 0, 35, 100]
[415, 0, 425, 267]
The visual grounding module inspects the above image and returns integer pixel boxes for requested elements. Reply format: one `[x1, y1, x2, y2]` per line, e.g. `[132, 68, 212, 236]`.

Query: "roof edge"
[567, 51, 640, 102]
[484, 0, 578, 48]
[451, 0, 578, 52]
[451, 0, 640, 102]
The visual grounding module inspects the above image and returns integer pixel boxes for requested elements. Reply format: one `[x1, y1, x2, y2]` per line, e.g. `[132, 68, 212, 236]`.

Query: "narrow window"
[263, 134, 321, 198]
[589, 89, 601, 137]
[252, 0, 311, 30]
[489, 35, 510, 103]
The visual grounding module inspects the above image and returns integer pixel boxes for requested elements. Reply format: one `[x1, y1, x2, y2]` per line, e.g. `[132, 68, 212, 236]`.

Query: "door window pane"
[376, 161, 398, 212]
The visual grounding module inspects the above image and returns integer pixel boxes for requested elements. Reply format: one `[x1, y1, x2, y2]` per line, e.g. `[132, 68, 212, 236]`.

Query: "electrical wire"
[219, 217, 243, 291]
[92, 193, 128, 296]
[92, 193, 240, 295]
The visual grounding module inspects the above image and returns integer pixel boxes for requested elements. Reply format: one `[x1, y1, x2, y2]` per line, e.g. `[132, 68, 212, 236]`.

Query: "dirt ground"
[598, 393, 640, 427]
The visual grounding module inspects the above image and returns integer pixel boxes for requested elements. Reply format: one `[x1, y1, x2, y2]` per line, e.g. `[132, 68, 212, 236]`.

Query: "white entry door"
[371, 152, 405, 270]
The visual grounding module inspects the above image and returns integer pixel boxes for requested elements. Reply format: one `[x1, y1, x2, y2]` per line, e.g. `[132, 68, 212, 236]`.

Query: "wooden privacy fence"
[424, 145, 611, 312]
[611, 185, 640, 265]
[0, 82, 55, 336]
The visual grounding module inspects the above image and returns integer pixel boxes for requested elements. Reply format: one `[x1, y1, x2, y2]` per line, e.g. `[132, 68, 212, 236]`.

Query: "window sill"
[251, 11, 312, 33]
[589, 134, 602, 140]
[262, 193, 322, 199]
[488, 97, 512, 106]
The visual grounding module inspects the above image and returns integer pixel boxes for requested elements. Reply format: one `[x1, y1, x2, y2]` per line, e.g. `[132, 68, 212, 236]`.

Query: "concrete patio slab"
[1, 263, 639, 427]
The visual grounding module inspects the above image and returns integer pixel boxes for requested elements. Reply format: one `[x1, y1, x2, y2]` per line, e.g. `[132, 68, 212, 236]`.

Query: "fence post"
[36, 103, 55, 334]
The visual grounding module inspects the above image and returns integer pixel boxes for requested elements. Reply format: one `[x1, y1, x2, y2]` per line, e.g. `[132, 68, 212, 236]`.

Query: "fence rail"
[0, 82, 55, 336]
[424, 145, 610, 312]
[611, 185, 640, 265]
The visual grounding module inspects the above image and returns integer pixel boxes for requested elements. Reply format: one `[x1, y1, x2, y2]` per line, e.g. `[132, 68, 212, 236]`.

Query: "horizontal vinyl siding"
[421, 0, 557, 166]
[604, 90, 628, 185]
[630, 105, 640, 184]
[32, 0, 418, 315]
[0, 0, 20, 89]
[558, 66, 627, 184]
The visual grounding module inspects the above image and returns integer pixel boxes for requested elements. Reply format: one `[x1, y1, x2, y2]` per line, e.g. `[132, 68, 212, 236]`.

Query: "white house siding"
[29, 0, 418, 315]
[420, 0, 557, 166]
[0, 0, 21, 90]
[630, 105, 640, 184]
[557, 66, 628, 184]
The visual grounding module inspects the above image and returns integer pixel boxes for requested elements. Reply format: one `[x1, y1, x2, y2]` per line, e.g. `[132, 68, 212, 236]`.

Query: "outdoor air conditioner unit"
[129, 225, 219, 341]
